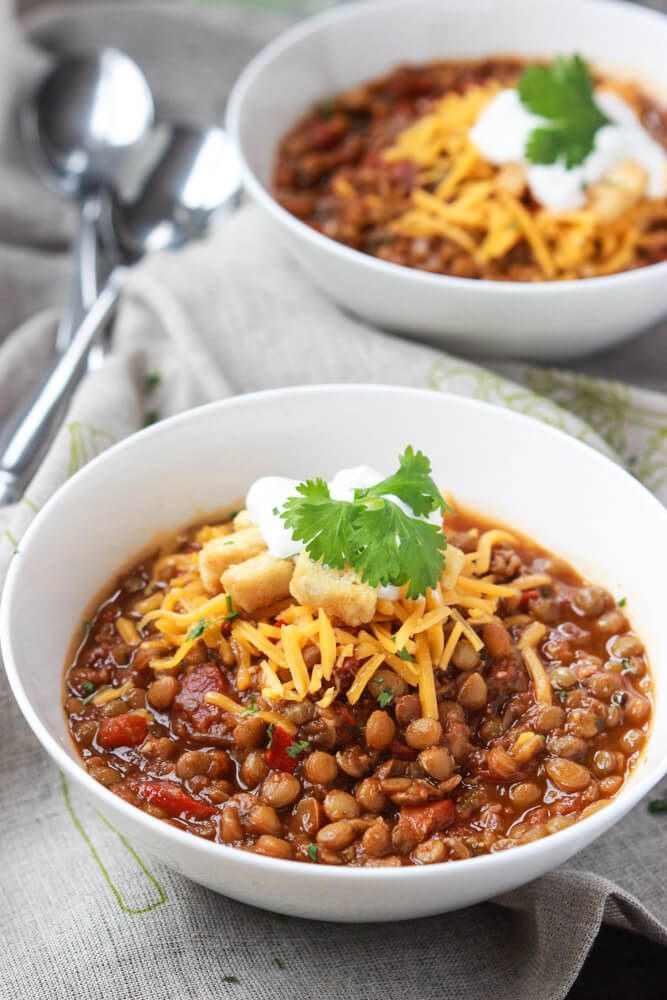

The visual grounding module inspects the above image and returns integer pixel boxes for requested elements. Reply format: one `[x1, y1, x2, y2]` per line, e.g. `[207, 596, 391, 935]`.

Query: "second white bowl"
[227, 0, 667, 360]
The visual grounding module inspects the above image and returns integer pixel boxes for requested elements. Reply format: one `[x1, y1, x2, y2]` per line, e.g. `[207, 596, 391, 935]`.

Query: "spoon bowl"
[22, 48, 154, 198]
[109, 123, 243, 260]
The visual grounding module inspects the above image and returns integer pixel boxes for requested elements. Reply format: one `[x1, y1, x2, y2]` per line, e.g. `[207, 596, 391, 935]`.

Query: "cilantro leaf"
[518, 55, 611, 169]
[81, 680, 95, 695]
[282, 479, 358, 570]
[281, 449, 448, 599]
[377, 688, 394, 708]
[242, 695, 257, 716]
[285, 739, 310, 759]
[353, 499, 446, 599]
[354, 446, 446, 518]
[308, 842, 318, 861]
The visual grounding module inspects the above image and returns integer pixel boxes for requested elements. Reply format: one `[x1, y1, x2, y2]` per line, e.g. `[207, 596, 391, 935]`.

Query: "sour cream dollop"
[469, 88, 667, 212]
[245, 466, 443, 600]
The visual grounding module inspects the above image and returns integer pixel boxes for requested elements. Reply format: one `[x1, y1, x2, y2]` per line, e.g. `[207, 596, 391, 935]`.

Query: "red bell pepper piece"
[98, 712, 147, 749]
[266, 725, 297, 773]
[132, 781, 216, 819]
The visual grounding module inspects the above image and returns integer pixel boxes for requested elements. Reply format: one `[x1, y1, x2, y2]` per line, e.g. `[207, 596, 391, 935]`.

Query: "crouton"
[233, 509, 255, 531]
[587, 159, 648, 223]
[200, 527, 267, 594]
[222, 552, 294, 613]
[495, 163, 526, 199]
[441, 544, 465, 591]
[289, 553, 377, 627]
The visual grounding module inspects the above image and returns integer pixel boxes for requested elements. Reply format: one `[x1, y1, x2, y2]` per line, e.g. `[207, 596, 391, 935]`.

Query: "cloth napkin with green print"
[1, 3, 666, 1000]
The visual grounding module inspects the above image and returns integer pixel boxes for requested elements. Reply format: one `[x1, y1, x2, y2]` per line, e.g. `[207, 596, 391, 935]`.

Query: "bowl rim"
[225, 0, 667, 296]
[2, 383, 666, 884]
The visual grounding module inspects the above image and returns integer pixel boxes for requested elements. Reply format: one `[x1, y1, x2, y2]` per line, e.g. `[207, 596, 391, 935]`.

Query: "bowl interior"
[3, 386, 666, 797]
[230, 0, 667, 189]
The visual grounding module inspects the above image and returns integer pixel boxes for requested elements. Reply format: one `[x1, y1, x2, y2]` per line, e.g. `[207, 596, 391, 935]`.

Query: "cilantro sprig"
[518, 55, 610, 169]
[281, 448, 448, 599]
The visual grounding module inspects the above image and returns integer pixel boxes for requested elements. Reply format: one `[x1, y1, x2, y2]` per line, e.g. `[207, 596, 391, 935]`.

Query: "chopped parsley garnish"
[377, 688, 394, 709]
[308, 842, 318, 861]
[185, 599, 238, 642]
[286, 739, 310, 759]
[397, 647, 417, 663]
[242, 695, 258, 716]
[281, 448, 448, 599]
[555, 690, 568, 702]
[186, 617, 208, 642]
[518, 55, 611, 169]
[648, 797, 667, 814]
[266, 722, 274, 750]
[144, 370, 161, 392]
[81, 680, 95, 695]
[621, 658, 638, 675]
[618, 597, 627, 608]
[272, 506, 279, 516]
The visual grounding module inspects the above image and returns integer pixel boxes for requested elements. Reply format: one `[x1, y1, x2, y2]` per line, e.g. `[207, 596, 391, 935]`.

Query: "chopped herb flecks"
[377, 688, 394, 709]
[286, 739, 310, 759]
[308, 843, 318, 862]
[397, 647, 417, 663]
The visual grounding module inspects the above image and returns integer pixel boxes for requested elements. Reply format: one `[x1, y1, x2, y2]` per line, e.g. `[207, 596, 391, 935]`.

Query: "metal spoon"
[21, 49, 154, 349]
[0, 124, 242, 507]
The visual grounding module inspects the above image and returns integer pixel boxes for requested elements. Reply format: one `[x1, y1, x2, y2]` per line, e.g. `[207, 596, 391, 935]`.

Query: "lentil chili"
[272, 57, 667, 280]
[63, 505, 653, 867]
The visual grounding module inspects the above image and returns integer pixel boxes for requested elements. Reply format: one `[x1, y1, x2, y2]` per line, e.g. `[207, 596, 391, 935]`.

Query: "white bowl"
[226, 0, 667, 361]
[2, 385, 666, 921]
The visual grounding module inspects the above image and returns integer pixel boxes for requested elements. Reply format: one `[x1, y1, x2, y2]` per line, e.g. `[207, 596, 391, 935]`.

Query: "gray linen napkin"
[1, 3, 666, 1000]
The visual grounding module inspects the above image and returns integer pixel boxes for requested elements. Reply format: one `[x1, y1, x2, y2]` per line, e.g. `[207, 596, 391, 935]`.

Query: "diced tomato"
[172, 662, 226, 735]
[132, 781, 216, 819]
[98, 712, 147, 749]
[519, 589, 539, 608]
[266, 726, 297, 773]
[398, 799, 455, 843]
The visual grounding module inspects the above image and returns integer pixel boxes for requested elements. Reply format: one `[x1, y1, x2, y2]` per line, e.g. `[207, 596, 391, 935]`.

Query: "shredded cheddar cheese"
[381, 80, 654, 279]
[128, 507, 561, 720]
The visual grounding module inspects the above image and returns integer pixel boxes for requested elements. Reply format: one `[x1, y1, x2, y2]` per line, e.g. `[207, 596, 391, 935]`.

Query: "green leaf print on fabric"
[61, 774, 167, 914]
[67, 422, 116, 477]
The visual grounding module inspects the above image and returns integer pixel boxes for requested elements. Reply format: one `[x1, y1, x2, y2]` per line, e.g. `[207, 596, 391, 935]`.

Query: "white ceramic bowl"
[2, 385, 666, 921]
[226, 0, 667, 361]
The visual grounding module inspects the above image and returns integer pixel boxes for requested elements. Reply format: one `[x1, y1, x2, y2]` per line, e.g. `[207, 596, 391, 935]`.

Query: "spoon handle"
[0, 267, 129, 507]
[55, 196, 101, 352]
